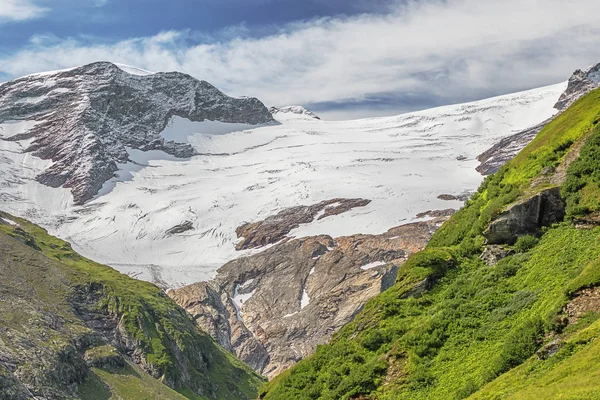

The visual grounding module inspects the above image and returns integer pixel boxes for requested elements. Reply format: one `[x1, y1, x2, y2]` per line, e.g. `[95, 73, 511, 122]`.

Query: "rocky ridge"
[235, 198, 371, 250]
[0, 62, 274, 204]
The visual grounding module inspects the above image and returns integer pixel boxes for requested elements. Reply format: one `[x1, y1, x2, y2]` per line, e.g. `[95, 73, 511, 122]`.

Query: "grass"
[260, 87, 600, 399]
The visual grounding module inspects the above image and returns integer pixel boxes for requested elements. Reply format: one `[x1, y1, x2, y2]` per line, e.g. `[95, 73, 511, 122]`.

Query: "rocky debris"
[235, 198, 371, 250]
[484, 187, 565, 245]
[415, 209, 457, 219]
[480, 245, 515, 266]
[476, 121, 549, 175]
[170, 215, 451, 379]
[0, 62, 274, 204]
[269, 105, 320, 120]
[554, 63, 600, 111]
[165, 220, 194, 236]
[564, 287, 600, 324]
[536, 338, 562, 360]
[437, 193, 472, 202]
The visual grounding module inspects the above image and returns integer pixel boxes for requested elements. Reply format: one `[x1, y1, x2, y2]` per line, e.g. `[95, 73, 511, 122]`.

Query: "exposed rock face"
[0, 62, 274, 204]
[484, 187, 565, 245]
[235, 198, 371, 250]
[554, 63, 600, 111]
[476, 120, 549, 175]
[170, 215, 452, 379]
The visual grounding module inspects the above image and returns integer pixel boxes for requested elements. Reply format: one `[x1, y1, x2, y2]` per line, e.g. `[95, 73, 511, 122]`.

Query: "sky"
[2, 0, 600, 119]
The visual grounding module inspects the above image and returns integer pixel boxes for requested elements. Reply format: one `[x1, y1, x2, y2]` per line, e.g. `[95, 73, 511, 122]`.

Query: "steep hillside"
[0, 212, 263, 399]
[260, 87, 600, 398]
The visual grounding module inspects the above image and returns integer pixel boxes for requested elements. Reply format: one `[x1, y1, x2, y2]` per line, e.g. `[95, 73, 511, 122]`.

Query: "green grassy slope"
[260, 88, 600, 400]
[0, 213, 264, 399]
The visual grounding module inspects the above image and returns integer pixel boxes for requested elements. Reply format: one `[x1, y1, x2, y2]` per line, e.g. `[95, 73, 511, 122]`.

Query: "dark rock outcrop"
[235, 198, 371, 250]
[437, 193, 472, 202]
[484, 187, 565, 245]
[0, 62, 274, 204]
[170, 214, 452, 379]
[416, 208, 457, 219]
[165, 221, 194, 236]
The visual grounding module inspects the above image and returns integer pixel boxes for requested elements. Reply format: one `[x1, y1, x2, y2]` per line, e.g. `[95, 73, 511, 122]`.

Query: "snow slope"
[0, 81, 567, 288]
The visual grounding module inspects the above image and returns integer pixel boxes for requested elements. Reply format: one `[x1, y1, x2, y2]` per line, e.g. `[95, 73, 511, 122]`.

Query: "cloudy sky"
[1, 0, 600, 119]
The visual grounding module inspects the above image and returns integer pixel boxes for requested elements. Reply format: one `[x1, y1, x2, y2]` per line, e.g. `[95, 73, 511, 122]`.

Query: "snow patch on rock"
[360, 261, 387, 270]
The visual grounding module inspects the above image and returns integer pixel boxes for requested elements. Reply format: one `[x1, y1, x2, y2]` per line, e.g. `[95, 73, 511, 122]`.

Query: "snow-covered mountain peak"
[270, 105, 320, 120]
[0, 61, 274, 204]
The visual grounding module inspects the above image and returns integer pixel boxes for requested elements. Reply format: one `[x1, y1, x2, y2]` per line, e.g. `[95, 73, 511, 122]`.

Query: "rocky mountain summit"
[169, 209, 454, 379]
[554, 63, 600, 111]
[0, 62, 273, 204]
[269, 105, 320, 119]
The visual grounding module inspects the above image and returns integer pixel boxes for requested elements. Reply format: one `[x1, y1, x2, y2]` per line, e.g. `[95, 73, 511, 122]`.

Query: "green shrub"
[513, 235, 540, 253]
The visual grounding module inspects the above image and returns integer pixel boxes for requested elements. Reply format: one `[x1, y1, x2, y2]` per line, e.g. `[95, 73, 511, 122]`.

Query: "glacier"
[0, 64, 567, 288]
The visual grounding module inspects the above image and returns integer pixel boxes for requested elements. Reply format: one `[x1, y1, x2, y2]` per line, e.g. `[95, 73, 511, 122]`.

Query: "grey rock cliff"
[0, 62, 274, 204]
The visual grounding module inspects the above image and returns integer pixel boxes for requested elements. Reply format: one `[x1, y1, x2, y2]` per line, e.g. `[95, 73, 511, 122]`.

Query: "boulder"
[484, 187, 565, 245]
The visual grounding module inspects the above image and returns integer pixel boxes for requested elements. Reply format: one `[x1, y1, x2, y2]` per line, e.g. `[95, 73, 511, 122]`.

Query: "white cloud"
[2, 0, 600, 116]
[0, 0, 48, 22]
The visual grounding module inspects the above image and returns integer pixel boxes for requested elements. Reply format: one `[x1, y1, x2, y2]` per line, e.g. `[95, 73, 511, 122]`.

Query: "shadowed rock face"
[169, 214, 452, 379]
[0, 62, 274, 204]
[484, 187, 565, 245]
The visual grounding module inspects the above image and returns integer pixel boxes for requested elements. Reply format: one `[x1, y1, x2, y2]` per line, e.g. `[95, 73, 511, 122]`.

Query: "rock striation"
[170, 213, 452, 379]
[0, 62, 274, 204]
